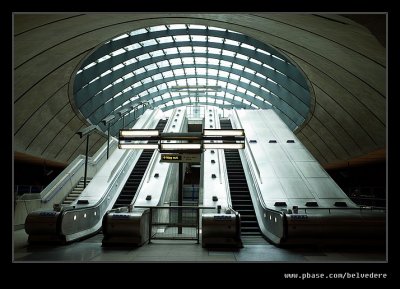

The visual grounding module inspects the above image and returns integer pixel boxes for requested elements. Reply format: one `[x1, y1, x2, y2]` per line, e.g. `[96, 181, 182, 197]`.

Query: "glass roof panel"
[74, 23, 311, 136]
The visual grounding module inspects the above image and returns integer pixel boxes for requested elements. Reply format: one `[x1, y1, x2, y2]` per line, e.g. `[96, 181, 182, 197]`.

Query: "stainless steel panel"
[307, 178, 346, 199]
[286, 148, 314, 161]
[279, 178, 315, 199]
[102, 208, 150, 246]
[295, 161, 328, 178]
[271, 161, 300, 177]
[260, 178, 287, 199]
[264, 147, 289, 161]
[202, 213, 242, 247]
[25, 211, 60, 235]
[256, 161, 276, 177]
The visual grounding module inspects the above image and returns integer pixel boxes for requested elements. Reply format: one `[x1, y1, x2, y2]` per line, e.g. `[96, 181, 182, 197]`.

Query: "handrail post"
[83, 134, 90, 189]
[178, 162, 183, 234]
[106, 123, 110, 159]
[148, 207, 152, 244]
[197, 208, 200, 244]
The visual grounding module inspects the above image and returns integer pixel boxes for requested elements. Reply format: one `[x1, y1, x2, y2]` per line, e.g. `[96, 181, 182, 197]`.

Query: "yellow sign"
[161, 154, 181, 161]
[160, 154, 200, 163]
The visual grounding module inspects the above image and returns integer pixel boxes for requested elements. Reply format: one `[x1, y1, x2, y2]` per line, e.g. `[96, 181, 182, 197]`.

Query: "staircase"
[112, 119, 168, 209]
[61, 177, 92, 205]
[220, 119, 261, 236]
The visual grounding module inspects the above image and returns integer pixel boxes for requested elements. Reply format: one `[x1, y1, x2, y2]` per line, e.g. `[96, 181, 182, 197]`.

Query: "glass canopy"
[73, 24, 311, 135]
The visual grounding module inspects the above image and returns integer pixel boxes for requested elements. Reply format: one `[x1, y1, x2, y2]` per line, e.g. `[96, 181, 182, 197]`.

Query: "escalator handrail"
[230, 110, 288, 240]
[231, 109, 268, 210]
[59, 109, 162, 236]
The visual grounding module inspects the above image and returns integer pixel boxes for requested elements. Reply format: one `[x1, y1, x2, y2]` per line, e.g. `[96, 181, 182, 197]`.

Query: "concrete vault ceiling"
[13, 13, 386, 167]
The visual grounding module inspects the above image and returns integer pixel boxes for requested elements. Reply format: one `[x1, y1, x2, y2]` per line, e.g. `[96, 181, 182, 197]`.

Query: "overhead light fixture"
[120, 130, 159, 137]
[160, 143, 201, 150]
[203, 143, 245, 149]
[76, 125, 98, 138]
[161, 132, 202, 140]
[101, 115, 115, 126]
[203, 129, 244, 136]
[117, 108, 130, 116]
[119, 144, 158, 149]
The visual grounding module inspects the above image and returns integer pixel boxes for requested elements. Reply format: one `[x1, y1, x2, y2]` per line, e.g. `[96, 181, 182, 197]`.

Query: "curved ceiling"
[14, 13, 386, 167]
[72, 24, 311, 136]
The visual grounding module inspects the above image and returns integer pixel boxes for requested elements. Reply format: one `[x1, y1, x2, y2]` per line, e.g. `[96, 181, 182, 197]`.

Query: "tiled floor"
[13, 230, 386, 262]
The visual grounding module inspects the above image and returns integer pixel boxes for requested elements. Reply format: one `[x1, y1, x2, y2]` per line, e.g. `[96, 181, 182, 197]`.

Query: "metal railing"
[350, 197, 386, 207]
[135, 205, 215, 244]
[296, 205, 386, 215]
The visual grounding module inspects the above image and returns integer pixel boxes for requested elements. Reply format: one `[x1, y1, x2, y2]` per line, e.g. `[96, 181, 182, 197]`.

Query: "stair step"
[241, 231, 261, 236]
[68, 194, 80, 197]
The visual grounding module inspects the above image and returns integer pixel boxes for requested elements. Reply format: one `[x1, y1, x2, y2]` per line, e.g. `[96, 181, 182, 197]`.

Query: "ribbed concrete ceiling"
[14, 13, 386, 167]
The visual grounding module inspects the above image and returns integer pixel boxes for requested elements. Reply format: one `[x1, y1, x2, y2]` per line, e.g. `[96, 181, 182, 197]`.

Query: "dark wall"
[326, 161, 386, 206]
[341, 14, 386, 47]
[14, 160, 64, 194]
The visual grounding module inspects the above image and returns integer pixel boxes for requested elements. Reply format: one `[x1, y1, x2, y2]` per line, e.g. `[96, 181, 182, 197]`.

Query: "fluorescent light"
[203, 129, 244, 136]
[204, 143, 245, 149]
[160, 143, 201, 150]
[119, 144, 158, 149]
[120, 130, 159, 137]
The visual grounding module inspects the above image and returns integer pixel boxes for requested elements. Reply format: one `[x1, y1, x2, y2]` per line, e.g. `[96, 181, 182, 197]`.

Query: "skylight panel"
[208, 36, 223, 43]
[188, 24, 206, 29]
[136, 53, 150, 61]
[97, 55, 112, 63]
[222, 50, 235, 57]
[174, 35, 190, 42]
[141, 39, 158, 46]
[178, 46, 192, 54]
[125, 43, 141, 51]
[156, 36, 174, 44]
[168, 24, 187, 30]
[208, 26, 225, 32]
[272, 54, 285, 62]
[110, 48, 126, 56]
[83, 62, 96, 70]
[263, 63, 275, 71]
[224, 39, 240, 46]
[149, 25, 167, 32]
[257, 49, 271, 56]
[123, 58, 137, 66]
[130, 28, 147, 36]
[101, 70, 112, 77]
[241, 43, 255, 50]
[112, 34, 129, 41]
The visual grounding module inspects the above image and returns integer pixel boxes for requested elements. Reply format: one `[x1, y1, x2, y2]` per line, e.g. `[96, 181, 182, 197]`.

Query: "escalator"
[112, 119, 168, 209]
[220, 119, 260, 236]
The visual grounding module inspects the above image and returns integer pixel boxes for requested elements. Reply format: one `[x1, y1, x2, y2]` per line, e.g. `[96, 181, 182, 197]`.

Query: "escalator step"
[112, 119, 167, 209]
[223, 118, 260, 235]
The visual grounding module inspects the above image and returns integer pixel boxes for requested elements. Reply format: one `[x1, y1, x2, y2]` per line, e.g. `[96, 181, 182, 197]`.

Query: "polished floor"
[13, 229, 386, 262]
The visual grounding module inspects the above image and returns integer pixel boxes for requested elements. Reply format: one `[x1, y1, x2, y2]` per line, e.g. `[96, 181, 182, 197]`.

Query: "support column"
[178, 162, 183, 234]
[107, 124, 110, 159]
[83, 134, 90, 189]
